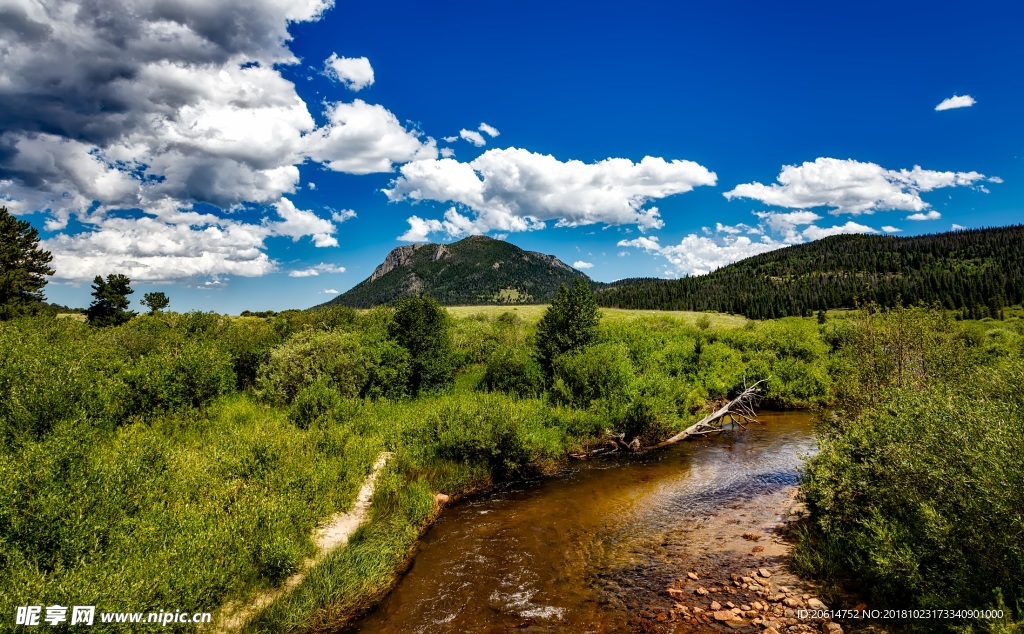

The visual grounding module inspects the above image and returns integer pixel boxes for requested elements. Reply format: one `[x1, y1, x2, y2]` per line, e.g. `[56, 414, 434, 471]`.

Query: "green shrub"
[390, 296, 455, 395]
[290, 381, 344, 429]
[360, 338, 411, 399]
[118, 340, 235, 415]
[480, 346, 544, 398]
[428, 396, 561, 480]
[257, 330, 369, 403]
[551, 342, 635, 408]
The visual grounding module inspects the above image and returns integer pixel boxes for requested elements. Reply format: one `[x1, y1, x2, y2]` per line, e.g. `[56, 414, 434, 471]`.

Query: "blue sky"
[1, 0, 1020, 313]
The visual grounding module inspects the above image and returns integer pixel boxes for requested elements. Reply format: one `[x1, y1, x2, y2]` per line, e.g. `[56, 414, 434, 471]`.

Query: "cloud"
[620, 210, 882, 276]
[801, 221, 877, 240]
[331, 209, 357, 223]
[442, 136, 458, 143]
[398, 207, 483, 242]
[386, 149, 717, 240]
[619, 235, 783, 276]
[478, 122, 500, 137]
[725, 158, 987, 215]
[306, 100, 437, 174]
[935, 95, 976, 111]
[324, 54, 374, 91]
[440, 147, 455, 158]
[906, 210, 941, 221]
[573, 260, 594, 269]
[0, 0, 449, 283]
[881, 225, 902, 233]
[268, 199, 338, 247]
[42, 215, 278, 282]
[321, 288, 339, 294]
[952, 224, 966, 230]
[459, 129, 486, 147]
[288, 263, 347, 277]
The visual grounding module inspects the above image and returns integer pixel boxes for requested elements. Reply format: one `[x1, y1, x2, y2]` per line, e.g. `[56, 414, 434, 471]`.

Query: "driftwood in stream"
[568, 380, 765, 459]
[650, 380, 765, 449]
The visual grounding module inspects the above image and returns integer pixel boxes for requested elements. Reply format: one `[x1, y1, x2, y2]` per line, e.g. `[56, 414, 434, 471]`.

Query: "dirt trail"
[216, 452, 393, 633]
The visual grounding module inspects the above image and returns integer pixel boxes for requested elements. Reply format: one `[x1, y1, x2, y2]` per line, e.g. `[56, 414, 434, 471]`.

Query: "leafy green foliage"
[551, 342, 634, 408]
[85, 273, 136, 327]
[599, 226, 1024, 319]
[0, 206, 54, 320]
[389, 296, 455, 395]
[796, 307, 1024, 628]
[141, 291, 170, 314]
[0, 303, 848, 633]
[535, 279, 601, 379]
[480, 346, 544, 398]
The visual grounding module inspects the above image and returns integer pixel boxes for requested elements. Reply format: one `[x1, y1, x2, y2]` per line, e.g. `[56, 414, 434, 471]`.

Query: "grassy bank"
[1, 304, 834, 632]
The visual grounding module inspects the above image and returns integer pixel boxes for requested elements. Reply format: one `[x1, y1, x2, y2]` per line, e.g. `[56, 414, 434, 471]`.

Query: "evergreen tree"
[142, 291, 170, 314]
[0, 207, 54, 320]
[389, 295, 454, 394]
[535, 279, 601, 379]
[86, 274, 136, 327]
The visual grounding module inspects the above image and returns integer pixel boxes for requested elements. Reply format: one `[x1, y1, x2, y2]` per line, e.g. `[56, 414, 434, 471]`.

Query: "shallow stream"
[352, 411, 817, 633]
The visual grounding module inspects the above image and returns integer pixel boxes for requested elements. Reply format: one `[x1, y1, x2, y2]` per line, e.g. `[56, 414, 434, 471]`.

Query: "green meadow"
[1, 297, 1022, 632]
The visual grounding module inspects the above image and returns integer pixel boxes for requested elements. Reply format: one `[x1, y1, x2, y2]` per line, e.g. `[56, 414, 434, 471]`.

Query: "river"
[352, 410, 817, 633]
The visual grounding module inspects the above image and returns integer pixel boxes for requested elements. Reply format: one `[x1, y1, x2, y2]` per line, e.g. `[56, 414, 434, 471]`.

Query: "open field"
[445, 305, 751, 328]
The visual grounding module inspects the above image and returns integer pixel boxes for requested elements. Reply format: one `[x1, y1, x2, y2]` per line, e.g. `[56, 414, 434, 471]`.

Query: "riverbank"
[651, 487, 847, 633]
[349, 411, 820, 633]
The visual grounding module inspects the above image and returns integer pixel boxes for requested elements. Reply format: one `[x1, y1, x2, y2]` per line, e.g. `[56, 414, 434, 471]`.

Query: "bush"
[390, 297, 455, 395]
[428, 396, 563, 480]
[480, 346, 544, 398]
[535, 279, 600, 379]
[257, 330, 369, 404]
[118, 340, 235, 415]
[551, 342, 635, 408]
[289, 381, 344, 429]
[797, 308, 1024, 625]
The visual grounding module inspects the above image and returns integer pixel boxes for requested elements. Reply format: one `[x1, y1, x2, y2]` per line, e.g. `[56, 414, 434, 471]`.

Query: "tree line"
[597, 226, 1024, 319]
[2, 206, 168, 324]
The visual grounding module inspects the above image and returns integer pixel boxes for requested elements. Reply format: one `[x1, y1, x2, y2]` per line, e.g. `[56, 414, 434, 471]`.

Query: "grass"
[0, 304, 855, 633]
[445, 305, 750, 328]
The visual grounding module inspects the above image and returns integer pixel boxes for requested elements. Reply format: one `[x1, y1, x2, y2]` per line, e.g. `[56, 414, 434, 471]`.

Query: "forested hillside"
[325, 235, 593, 308]
[597, 226, 1024, 319]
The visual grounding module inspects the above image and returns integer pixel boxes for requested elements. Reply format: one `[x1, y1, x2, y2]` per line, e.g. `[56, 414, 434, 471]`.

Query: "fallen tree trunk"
[568, 380, 766, 459]
[649, 380, 765, 449]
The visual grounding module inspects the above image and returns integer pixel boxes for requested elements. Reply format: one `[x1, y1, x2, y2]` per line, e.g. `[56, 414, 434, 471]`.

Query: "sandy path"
[216, 452, 393, 633]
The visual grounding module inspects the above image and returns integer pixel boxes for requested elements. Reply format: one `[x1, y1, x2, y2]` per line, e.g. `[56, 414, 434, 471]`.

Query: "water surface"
[353, 411, 816, 633]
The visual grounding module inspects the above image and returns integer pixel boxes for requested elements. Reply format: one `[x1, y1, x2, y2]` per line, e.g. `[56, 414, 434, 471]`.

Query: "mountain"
[596, 226, 1024, 319]
[324, 235, 595, 307]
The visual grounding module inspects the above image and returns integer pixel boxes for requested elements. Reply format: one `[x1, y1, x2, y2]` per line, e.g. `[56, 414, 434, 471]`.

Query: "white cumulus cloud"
[386, 149, 717, 240]
[288, 263, 347, 277]
[935, 94, 976, 111]
[620, 210, 884, 276]
[725, 158, 987, 215]
[331, 209, 357, 223]
[906, 210, 941, 221]
[324, 54, 374, 91]
[459, 129, 486, 147]
[0, 0, 447, 284]
[573, 260, 594, 269]
[306, 100, 437, 174]
[881, 225, 902, 233]
[478, 122, 500, 137]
